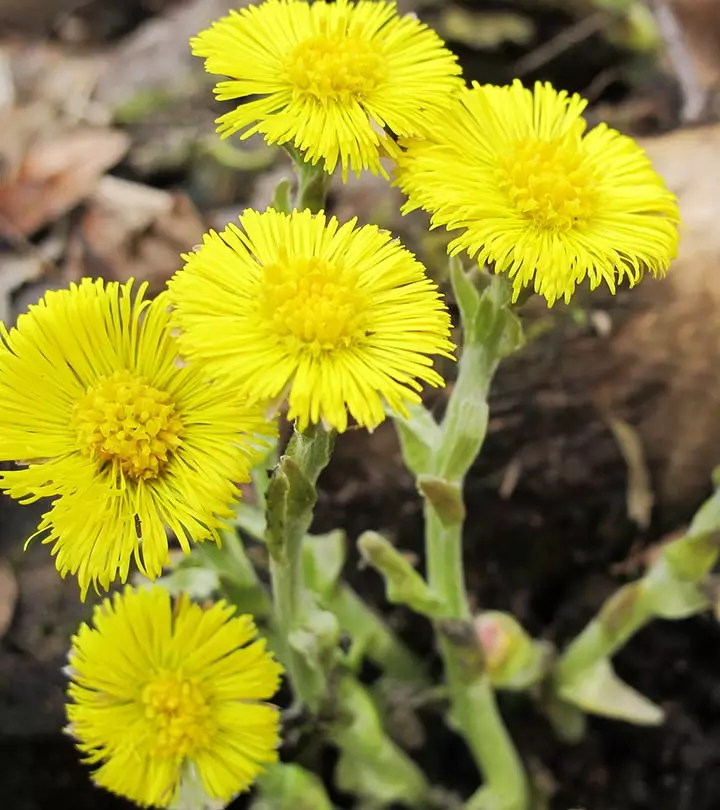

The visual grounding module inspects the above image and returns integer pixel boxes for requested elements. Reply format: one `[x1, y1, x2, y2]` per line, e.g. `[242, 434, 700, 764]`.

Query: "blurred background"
[1, 1, 720, 808]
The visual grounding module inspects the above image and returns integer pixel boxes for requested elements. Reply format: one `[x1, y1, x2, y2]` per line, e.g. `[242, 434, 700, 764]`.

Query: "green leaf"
[449, 255, 481, 332]
[557, 658, 664, 726]
[283, 456, 318, 517]
[265, 456, 316, 563]
[687, 487, 720, 536]
[155, 563, 219, 600]
[542, 693, 587, 743]
[391, 403, 440, 477]
[357, 531, 443, 618]
[438, 7, 533, 50]
[234, 502, 267, 542]
[288, 603, 341, 683]
[434, 396, 488, 483]
[252, 763, 333, 810]
[193, 532, 272, 618]
[265, 466, 290, 563]
[288, 424, 336, 484]
[303, 529, 347, 597]
[331, 675, 430, 807]
[467, 273, 512, 349]
[266, 427, 336, 564]
[497, 307, 526, 357]
[417, 475, 465, 526]
[644, 576, 709, 619]
[271, 178, 293, 215]
[661, 531, 719, 583]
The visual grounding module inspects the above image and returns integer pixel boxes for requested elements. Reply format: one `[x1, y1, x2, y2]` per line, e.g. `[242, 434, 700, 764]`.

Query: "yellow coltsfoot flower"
[168, 208, 455, 433]
[66, 585, 283, 808]
[0, 279, 272, 596]
[396, 80, 681, 306]
[191, 0, 463, 178]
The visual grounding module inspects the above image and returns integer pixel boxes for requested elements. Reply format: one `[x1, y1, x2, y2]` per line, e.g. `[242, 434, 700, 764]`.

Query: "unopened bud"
[474, 611, 550, 690]
[475, 612, 514, 672]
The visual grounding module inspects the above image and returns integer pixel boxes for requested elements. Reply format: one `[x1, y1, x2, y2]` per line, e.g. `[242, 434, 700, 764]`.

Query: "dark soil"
[320, 408, 720, 810]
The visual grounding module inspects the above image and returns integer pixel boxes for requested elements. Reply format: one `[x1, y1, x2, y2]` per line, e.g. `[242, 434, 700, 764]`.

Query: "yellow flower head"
[0, 279, 272, 596]
[66, 585, 283, 808]
[191, 0, 463, 178]
[168, 208, 454, 433]
[396, 80, 681, 305]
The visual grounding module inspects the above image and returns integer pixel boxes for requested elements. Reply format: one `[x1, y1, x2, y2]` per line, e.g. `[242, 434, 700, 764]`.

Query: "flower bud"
[474, 611, 549, 690]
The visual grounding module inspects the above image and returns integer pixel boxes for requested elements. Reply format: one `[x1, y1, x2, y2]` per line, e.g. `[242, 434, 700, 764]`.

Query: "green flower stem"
[297, 161, 331, 213]
[270, 543, 304, 669]
[426, 506, 528, 810]
[235, 504, 427, 686]
[266, 424, 336, 712]
[461, 680, 529, 810]
[419, 269, 528, 810]
[554, 487, 720, 695]
[285, 144, 332, 214]
[426, 507, 468, 620]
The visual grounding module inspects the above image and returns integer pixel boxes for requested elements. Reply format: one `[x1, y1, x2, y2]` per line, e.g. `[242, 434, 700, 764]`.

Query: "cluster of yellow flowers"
[0, 0, 680, 807]
[195, 0, 679, 303]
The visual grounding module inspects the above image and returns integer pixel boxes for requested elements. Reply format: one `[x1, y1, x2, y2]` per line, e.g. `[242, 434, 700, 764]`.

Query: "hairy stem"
[285, 144, 332, 214]
[267, 425, 335, 711]
[425, 492, 528, 810]
[422, 271, 528, 809]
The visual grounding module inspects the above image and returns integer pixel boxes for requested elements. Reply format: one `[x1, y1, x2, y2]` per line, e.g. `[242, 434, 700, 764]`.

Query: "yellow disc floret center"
[259, 256, 369, 355]
[73, 370, 183, 480]
[142, 673, 211, 759]
[498, 137, 599, 232]
[286, 33, 386, 101]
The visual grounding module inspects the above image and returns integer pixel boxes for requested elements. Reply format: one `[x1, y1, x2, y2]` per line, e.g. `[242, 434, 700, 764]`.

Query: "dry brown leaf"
[0, 558, 18, 640]
[0, 104, 53, 183]
[0, 253, 46, 323]
[0, 127, 129, 236]
[640, 123, 720, 273]
[70, 180, 206, 292]
[90, 174, 175, 233]
[670, 0, 720, 89]
[593, 123, 720, 506]
[94, 0, 253, 111]
[607, 418, 654, 530]
[3, 40, 108, 122]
